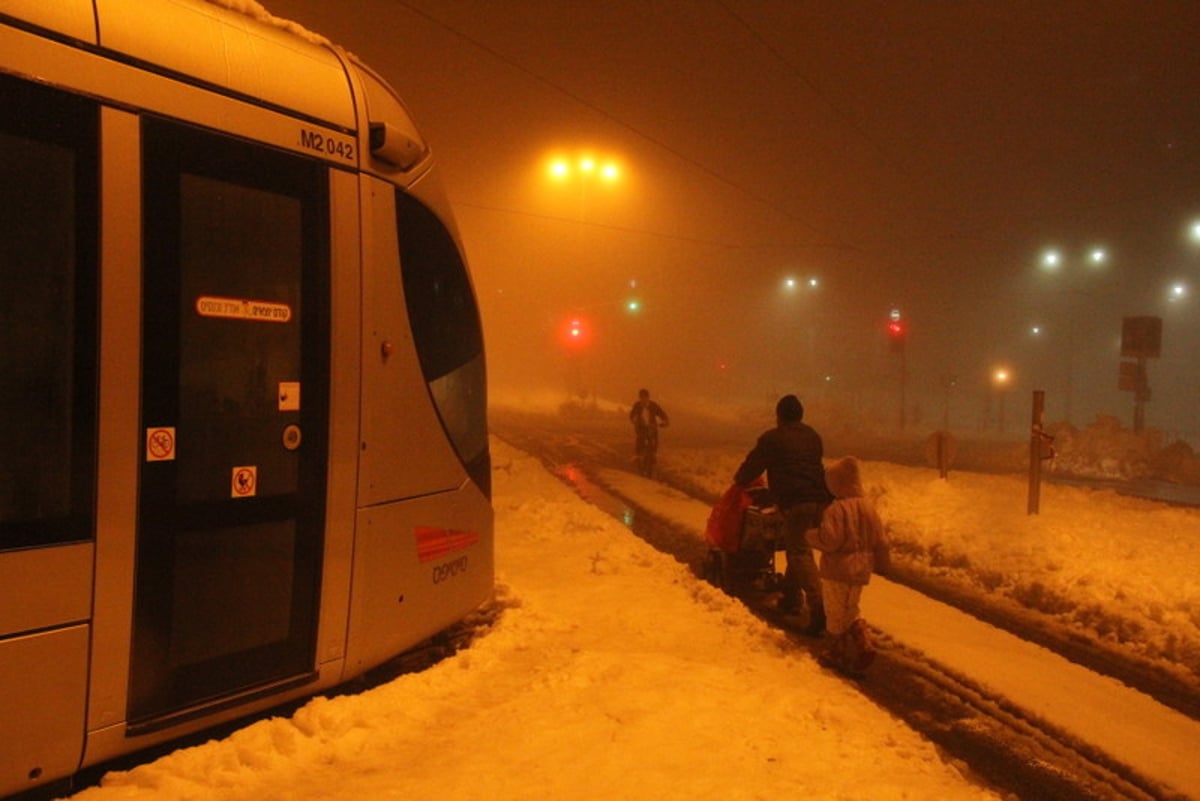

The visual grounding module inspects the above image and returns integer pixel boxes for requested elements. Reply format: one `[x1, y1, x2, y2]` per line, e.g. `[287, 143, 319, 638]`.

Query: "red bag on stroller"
[704, 480, 763, 553]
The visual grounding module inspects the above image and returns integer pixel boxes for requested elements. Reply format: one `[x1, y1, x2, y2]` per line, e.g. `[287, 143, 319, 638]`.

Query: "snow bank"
[65, 440, 997, 800]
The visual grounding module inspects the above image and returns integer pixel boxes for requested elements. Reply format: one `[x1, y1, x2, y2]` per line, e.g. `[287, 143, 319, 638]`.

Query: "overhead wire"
[390, 0, 859, 252]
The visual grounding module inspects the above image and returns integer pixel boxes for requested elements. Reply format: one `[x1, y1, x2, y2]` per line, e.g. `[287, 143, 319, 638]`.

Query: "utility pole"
[1028, 390, 1052, 514]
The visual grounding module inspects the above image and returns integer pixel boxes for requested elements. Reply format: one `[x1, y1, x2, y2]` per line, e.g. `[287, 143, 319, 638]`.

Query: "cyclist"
[629, 388, 669, 477]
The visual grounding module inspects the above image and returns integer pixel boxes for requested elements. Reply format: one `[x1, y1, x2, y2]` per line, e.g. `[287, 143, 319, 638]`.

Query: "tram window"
[0, 75, 98, 551]
[141, 117, 329, 507]
[395, 192, 490, 497]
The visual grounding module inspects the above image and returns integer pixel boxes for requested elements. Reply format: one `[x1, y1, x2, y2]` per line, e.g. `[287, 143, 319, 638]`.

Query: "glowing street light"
[991, 366, 1013, 433]
[545, 151, 623, 241]
[773, 273, 824, 400]
[1040, 245, 1108, 274]
[547, 153, 621, 185]
[1033, 243, 1112, 423]
[781, 274, 820, 293]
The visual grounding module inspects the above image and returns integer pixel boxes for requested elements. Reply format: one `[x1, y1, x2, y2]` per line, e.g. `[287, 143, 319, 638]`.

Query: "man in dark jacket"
[734, 394, 831, 636]
[629, 388, 669, 476]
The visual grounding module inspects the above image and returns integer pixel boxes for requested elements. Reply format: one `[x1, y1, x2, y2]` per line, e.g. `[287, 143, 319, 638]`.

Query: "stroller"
[703, 481, 785, 596]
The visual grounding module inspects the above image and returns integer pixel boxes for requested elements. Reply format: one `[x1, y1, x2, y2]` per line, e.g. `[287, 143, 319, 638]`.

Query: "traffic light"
[887, 310, 906, 352]
[625, 278, 643, 314]
[558, 315, 592, 349]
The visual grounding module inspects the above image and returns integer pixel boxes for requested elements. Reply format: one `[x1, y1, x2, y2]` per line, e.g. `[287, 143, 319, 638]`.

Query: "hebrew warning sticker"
[196, 295, 292, 323]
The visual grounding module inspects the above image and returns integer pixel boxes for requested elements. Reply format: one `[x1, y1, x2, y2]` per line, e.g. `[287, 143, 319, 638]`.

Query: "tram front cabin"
[0, 1, 493, 796]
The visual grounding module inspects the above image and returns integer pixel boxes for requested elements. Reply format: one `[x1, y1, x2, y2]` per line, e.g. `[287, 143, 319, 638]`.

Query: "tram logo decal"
[414, 526, 480, 563]
[196, 295, 292, 323]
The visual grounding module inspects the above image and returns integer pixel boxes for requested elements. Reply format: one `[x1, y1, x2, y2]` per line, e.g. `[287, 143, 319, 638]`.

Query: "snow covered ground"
[60, 400, 1200, 800]
[598, 466, 1200, 798]
[64, 438, 1003, 801]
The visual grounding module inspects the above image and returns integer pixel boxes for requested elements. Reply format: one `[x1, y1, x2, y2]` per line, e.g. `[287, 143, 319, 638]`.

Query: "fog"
[264, 0, 1200, 440]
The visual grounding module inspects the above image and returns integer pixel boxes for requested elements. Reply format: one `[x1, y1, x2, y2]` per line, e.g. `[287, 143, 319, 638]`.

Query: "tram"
[0, 1, 493, 795]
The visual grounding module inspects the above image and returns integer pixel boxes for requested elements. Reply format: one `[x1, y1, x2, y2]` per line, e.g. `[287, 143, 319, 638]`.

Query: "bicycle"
[634, 424, 664, 477]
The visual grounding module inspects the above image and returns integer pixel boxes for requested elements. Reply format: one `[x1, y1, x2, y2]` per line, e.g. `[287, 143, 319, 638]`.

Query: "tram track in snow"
[492, 422, 1193, 801]
[855, 632, 1174, 801]
[610, 477, 1182, 800]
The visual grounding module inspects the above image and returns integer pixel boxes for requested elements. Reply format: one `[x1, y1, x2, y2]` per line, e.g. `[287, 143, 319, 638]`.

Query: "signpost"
[1119, 316, 1161, 432]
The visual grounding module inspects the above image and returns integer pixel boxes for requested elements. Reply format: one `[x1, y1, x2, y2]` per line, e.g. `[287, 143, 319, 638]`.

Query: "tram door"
[130, 118, 330, 723]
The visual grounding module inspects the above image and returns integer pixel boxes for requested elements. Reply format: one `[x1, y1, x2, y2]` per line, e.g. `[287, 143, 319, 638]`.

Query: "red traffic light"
[887, 317, 906, 352]
[559, 315, 593, 348]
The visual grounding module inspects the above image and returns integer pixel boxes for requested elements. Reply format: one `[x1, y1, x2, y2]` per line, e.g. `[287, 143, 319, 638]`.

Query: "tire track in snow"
[494, 423, 1191, 800]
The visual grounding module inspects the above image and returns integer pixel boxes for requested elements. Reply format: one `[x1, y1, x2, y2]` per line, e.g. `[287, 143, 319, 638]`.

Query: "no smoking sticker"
[146, 427, 176, 461]
[231, 466, 257, 498]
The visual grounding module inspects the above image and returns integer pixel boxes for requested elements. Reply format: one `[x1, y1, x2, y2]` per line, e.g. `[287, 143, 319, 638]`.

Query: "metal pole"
[1133, 356, 1147, 433]
[1028, 390, 1045, 515]
[937, 431, 948, 479]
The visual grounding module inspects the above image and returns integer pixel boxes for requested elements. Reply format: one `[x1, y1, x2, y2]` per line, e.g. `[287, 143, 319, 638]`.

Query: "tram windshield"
[396, 191, 489, 497]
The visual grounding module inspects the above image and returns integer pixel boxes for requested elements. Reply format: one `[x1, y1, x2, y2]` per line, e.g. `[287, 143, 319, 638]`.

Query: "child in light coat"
[804, 456, 890, 675]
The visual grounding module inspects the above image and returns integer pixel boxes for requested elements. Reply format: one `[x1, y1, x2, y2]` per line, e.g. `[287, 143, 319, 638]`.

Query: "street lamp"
[1040, 249, 1062, 271]
[548, 154, 622, 181]
[775, 273, 822, 395]
[546, 152, 621, 217]
[992, 366, 1012, 433]
[545, 152, 623, 400]
[781, 274, 820, 292]
[1033, 243, 1111, 423]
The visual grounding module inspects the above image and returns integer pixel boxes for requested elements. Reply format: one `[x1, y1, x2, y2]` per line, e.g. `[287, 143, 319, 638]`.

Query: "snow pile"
[1047, 414, 1164, 479]
[205, 0, 332, 46]
[655, 446, 1200, 682]
[64, 439, 998, 801]
[1047, 414, 1200, 483]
